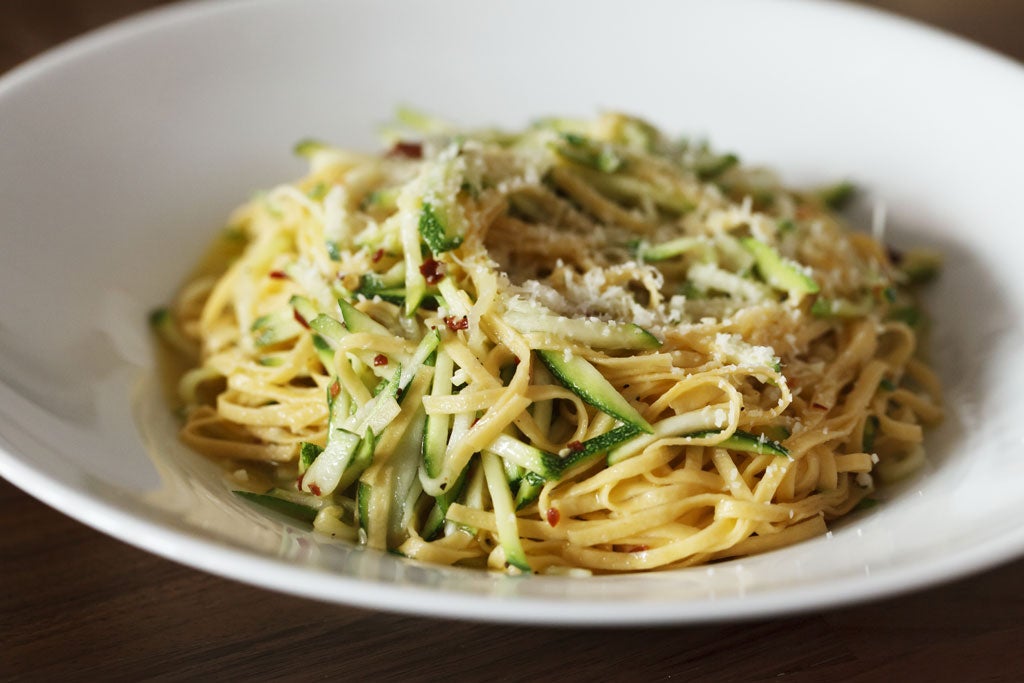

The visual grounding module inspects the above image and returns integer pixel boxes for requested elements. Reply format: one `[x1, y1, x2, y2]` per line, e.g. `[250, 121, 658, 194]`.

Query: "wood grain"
[3, 2, 1024, 680]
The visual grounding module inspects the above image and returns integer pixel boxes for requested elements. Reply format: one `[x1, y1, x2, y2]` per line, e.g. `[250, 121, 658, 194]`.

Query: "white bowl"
[2, 0, 1023, 625]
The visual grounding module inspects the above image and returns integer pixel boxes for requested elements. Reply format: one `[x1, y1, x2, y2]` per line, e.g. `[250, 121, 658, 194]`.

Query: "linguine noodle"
[154, 112, 942, 574]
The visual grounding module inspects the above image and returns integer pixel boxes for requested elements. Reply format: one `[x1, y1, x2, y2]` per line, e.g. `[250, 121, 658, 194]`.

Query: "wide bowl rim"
[2, 0, 1024, 626]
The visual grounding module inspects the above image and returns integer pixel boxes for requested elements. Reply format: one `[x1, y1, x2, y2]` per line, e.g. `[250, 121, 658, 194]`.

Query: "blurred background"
[1, 1, 1023, 71]
[859, 0, 1022, 60]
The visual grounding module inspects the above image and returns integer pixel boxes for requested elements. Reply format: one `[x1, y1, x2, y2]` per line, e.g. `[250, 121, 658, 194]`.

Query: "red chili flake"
[373, 353, 389, 367]
[444, 315, 469, 331]
[567, 440, 584, 453]
[296, 473, 305, 489]
[812, 402, 829, 411]
[308, 483, 322, 497]
[329, 380, 341, 399]
[622, 544, 649, 553]
[387, 141, 423, 159]
[371, 248, 385, 263]
[546, 508, 561, 527]
[269, 270, 289, 280]
[293, 309, 310, 329]
[419, 258, 445, 284]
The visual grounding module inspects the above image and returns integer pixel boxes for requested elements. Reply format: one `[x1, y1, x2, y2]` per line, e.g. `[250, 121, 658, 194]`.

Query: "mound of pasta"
[153, 111, 943, 574]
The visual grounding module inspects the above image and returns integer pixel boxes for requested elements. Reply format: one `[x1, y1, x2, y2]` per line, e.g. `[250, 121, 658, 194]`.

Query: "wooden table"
[3, 2, 1024, 679]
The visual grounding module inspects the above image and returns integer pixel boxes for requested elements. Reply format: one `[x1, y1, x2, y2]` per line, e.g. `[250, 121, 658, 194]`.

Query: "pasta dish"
[153, 111, 942, 574]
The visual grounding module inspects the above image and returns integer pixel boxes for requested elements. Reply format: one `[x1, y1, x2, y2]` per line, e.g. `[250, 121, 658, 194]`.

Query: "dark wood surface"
[3, 2, 1024, 680]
